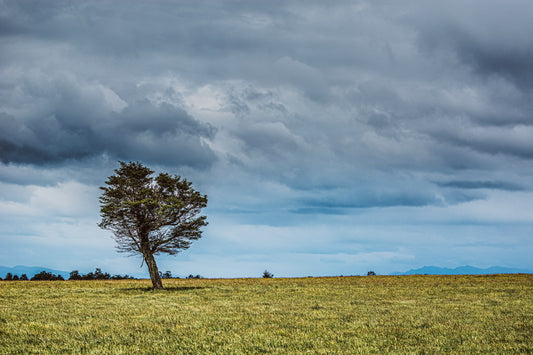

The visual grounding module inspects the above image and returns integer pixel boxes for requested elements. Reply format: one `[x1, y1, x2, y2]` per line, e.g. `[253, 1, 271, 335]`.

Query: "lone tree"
[99, 161, 208, 289]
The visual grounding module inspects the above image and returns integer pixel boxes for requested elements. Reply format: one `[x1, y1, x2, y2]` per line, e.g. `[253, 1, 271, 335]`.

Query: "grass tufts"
[0, 274, 531, 353]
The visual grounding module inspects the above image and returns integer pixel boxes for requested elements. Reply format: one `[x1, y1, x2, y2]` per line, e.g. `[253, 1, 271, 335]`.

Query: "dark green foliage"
[263, 270, 274, 278]
[69, 270, 82, 280]
[81, 271, 98, 280]
[367, 271, 376, 276]
[186, 274, 202, 279]
[31, 271, 64, 281]
[69, 268, 132, 280]
[99, 161, 208, 289]
[85, 268, 111, 280]
[2, 273, 29, 281]
[161, 271, 173, 279]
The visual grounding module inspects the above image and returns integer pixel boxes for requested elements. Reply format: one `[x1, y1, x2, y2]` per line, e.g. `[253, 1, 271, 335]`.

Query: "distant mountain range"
[393, 265, 532, 276]
[0, 265, 70, 279]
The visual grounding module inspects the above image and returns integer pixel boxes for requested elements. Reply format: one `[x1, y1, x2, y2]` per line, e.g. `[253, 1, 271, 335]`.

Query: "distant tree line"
[0, 268, 134, 281]
[68, 268, 134, 280]
[32, 271, 65, 281]
[1, 271, 64, 281]
[0, 268, 190, 281]
[186, 274, 203, 279]
[1, 273, 29, 281]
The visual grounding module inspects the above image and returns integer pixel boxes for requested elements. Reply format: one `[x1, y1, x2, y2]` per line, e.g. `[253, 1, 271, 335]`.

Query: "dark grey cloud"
[291, 178, 490, 214]
[436, 126, 533, 159]
[0, 72, 216, 168]
[296, 192, 440, 212]
[436, 180, 525, 191]
[411, 0, 533, 91]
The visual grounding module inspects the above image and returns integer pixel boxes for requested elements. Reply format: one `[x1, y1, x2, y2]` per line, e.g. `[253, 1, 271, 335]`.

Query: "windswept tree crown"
[98, 161, 208, 257]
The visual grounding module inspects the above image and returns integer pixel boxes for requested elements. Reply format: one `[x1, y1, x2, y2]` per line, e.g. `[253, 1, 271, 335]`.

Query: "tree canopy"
[99, 161, 208, 289]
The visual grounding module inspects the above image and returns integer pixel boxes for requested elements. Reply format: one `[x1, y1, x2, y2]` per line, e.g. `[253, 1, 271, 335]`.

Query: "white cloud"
[0, 181, 99, 217]
[98, 84, 128, 112]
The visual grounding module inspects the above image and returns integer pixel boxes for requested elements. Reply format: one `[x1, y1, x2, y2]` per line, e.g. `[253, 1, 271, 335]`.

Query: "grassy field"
[0, 274, 531, 354]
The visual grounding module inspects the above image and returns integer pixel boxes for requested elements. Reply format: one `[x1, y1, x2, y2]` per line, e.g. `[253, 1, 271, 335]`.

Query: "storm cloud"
[0, 70, 215, 167]
[1, 0, 532, 276]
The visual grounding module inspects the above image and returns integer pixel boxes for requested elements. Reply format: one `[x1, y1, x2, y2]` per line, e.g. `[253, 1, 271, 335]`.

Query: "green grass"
[1, 274, 531, 354]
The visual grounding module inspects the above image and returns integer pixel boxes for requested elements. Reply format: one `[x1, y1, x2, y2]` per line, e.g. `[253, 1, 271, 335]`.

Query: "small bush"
[367, 271, 376, 276]
[160, 271, 173, 279]
[263, 270, 274, 278]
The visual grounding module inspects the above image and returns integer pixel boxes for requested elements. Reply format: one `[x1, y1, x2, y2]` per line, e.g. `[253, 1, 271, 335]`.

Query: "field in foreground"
[0, 274, 531, 354]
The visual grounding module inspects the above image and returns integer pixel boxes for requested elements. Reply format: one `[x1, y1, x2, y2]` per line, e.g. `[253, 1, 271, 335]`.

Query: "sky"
[1, 0, 532, 278]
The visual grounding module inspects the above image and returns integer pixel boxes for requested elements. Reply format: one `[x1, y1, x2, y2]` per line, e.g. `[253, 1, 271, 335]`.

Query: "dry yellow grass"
[0, 274, 531, 354]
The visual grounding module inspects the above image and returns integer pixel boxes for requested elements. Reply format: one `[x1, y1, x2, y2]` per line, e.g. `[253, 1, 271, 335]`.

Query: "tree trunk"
[143, 251, 163, 289]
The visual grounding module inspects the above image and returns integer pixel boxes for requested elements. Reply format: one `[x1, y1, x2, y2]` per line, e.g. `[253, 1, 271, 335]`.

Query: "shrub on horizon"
[161, 271, 173, 279]
[263, 270, 274, 278]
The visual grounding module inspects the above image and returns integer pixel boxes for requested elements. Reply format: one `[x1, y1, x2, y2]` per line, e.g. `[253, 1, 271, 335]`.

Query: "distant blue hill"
[393, 265, 532, 276]
[0, 265, 70, 279]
